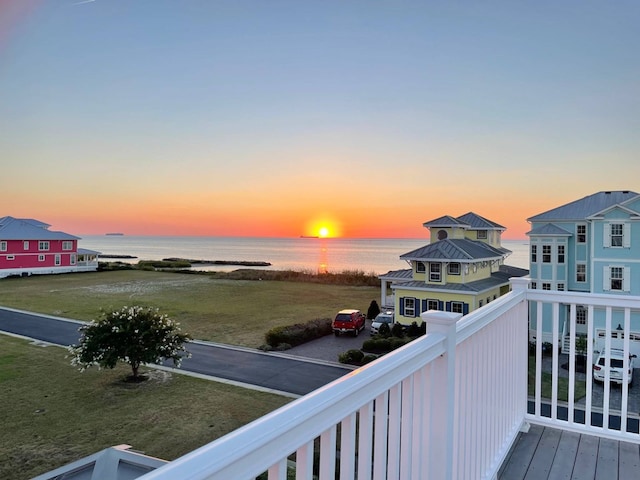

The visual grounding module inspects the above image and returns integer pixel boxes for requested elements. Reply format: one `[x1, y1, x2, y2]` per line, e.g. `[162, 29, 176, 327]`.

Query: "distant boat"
[105, 233, 124, 236]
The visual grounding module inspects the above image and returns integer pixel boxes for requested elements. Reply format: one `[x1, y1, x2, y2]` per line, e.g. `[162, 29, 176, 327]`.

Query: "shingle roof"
[526, 223, 573, 236]
[378, 269, 413, 280]
[400, 238, 510, 262]
[527, 191, 639, 222]
[0, 216, 78, 240]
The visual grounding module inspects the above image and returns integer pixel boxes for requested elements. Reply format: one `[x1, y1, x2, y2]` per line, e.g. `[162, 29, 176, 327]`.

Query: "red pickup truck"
[332, 309, 366, 337]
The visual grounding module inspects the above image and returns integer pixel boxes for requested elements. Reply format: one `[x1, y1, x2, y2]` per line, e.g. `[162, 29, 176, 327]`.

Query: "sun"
[318, 226, 330, 238]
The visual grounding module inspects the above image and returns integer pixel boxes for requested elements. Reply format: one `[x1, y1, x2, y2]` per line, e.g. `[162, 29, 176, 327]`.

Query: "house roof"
[422, 215, 470, 229]
[526, 223, 573, 237]
[391, 265, 527, 294]
[400, 238, 510, 262]
[527, 191, 640, 222]
[378, 268, 413, 281]
[456, 212, 506, 230]
[0, 216, 79, 240]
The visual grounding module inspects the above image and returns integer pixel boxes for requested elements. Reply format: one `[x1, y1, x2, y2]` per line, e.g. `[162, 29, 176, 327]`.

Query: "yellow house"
[380, 212, 528, 326]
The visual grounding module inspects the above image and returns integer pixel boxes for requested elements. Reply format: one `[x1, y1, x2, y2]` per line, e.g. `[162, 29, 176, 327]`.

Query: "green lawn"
[528, 355, 587, 402]
[0, 270, 380, 347]
[0, 335, 291, 480]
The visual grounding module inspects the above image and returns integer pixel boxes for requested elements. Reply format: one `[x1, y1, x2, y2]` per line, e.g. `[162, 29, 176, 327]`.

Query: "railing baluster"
[357, 401, 374, 480]
[319, 426, 336, 480]
[387, 383, 402, 480]
[338, 414, 356, 480]
[295, 441, 314, 480]
[372, 392, 389, 480]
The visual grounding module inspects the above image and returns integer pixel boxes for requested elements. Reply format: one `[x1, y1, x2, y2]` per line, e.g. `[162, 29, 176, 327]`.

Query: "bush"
[391, 323, 406, 338]
[338, 349, 364, 365]
[361, 354, 378, 365]
[377, 322, 391, 337]
[362, 337, 391, 353]
[264, 318, 332, 348]
[405, 322, 421, 338]
[389, 337, 410, 351]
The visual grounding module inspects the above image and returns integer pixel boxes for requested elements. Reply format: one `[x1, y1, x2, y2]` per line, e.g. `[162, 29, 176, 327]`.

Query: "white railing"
[526, 289, 640, 444]
[141, 279, 531, 480]
[140, 280, 640, 479]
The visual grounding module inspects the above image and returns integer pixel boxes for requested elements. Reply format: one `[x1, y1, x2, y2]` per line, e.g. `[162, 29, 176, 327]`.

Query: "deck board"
[498, 426, 640, 480]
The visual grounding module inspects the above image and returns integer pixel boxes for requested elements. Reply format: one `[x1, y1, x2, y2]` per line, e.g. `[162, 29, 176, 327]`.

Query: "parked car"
[593, 348, 637, 385]
[370, 311, 395, 335]
[332, 309, 366, 337]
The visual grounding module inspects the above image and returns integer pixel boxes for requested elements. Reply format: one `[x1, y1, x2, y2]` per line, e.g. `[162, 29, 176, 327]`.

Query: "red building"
[0, 216, 99, 278]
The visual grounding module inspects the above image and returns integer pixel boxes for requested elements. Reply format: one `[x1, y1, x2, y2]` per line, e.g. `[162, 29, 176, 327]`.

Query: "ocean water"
[79, 236, 530, 275]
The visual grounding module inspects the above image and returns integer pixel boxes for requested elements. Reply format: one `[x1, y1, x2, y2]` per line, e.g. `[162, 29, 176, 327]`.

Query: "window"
[557, 245, 565, 264]
[38, 255, 45, 262]
[447, 262, 460, 275]
[610, 266, 623, 291]
[610, 223, 623, 247]
[531, 282, 537, 290]
[531, 245, 537, 263]
[479, 300, 484, 307]
[477, 230, 487, 239]
[23, 241, 29, 250]
[415, 262, 425, 273]
[39, 241, 50, 251]
[542, 283, 551, 291]
[427, 299, 439, 310]
[62, 241, 73, 251]
[71, 254, 76, 265]
[577, 224, 586, 243]
[576, 306, 587, 325]
[429, 263, 441, 282]
[55, 254, 61, 266]
[557, 283, 565, 291]
[576, 264, 586, 282]
[404, 298, 416, 317]
[451, 302, 464, 314]
[542, 245, 551, 263]
[0, 241, 6, 251]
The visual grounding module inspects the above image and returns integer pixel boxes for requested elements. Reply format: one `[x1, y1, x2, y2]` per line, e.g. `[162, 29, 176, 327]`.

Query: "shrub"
[362, 337, 391, 353]
[389, 337, 410, 351]
[338, 349, 364, 365]
[405, 322, 421, 338]
[377, 322, 391, 337]
[391, 323, 406, 338]
[361, 354, 378, 365]
[264, 318, 332, 348]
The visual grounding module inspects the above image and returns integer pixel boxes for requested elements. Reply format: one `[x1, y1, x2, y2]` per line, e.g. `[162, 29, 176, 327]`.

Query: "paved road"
[0, 307, 352, 397]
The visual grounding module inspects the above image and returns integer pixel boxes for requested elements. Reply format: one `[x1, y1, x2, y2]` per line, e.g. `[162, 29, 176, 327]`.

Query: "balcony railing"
[141, 278, 640, 480]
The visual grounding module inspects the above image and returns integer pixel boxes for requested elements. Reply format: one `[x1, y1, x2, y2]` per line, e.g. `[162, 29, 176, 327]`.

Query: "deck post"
[423, 309, 461, 480]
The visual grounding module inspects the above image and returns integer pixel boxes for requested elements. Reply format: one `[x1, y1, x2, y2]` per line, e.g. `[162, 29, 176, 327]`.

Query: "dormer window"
[477, 230, 487, 239]
[415, 262, 426, 273]
[447, 263, 460, 275]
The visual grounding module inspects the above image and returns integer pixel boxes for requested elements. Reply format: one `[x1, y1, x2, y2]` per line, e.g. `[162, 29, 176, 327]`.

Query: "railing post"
[422, 310, 461, 480]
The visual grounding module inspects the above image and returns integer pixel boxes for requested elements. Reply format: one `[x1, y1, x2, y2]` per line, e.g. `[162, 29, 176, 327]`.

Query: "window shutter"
[445, 301, 452, 312]
[421, 299, 427, 312]
[624, 267, 631, 292]
[603, 266, 610, 291]
[623, 223, 631, 248]
[604, 223, 611, 247]
[414, 298, 419, 317]
[463, 303, 469, 315]
[438, 300, 444, 310]
[399, 298, 405, 316]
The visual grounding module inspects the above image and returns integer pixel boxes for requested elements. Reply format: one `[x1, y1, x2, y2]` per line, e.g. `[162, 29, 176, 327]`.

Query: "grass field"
[0, 270, 380, 347]
[0, 335, 291, 480]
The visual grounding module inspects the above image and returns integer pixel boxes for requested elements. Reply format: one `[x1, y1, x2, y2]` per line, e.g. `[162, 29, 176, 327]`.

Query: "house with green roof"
[380, 212, 528, 327]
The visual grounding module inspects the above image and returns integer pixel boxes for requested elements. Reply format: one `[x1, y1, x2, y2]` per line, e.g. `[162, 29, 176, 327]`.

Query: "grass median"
[0, 270, 380, 347]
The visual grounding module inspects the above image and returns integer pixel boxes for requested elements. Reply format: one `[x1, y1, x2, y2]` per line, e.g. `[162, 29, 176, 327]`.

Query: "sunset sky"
[1, 1, 639, 239]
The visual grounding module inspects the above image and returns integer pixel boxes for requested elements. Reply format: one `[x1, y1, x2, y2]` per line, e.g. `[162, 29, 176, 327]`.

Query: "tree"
[69, 305, 191, 380]
[367, 300, 381, 320]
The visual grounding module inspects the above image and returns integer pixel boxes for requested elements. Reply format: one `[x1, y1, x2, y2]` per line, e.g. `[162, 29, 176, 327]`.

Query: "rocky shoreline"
[163, 257, 272, 267]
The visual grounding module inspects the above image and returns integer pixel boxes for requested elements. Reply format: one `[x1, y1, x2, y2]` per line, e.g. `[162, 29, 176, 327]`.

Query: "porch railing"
[141, 278, 640, 479]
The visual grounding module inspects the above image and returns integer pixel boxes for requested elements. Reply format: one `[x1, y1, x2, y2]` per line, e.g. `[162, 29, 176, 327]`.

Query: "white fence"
[141, 279, 640, 479]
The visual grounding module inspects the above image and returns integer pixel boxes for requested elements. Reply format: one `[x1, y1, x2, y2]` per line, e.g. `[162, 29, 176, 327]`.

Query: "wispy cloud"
[71, 0, 96, 5]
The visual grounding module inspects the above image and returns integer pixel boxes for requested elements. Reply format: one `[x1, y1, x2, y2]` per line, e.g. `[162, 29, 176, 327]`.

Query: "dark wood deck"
[498, 424, 640, 479]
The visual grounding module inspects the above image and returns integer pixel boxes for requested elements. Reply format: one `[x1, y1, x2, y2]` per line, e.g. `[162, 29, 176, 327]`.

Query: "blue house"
[527, 190, 640, 354]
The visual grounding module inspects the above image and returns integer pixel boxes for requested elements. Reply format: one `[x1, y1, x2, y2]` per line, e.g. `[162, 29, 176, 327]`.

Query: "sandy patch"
[80, 276, 211, 296]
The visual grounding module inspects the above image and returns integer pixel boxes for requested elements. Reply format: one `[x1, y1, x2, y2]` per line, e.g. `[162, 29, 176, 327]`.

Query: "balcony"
[140, 277, 640, 479]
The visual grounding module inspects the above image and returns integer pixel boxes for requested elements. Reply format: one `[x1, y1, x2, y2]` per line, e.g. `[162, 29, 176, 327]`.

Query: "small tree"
[69, 306, 191, 380]
[367, 300, 381, 320]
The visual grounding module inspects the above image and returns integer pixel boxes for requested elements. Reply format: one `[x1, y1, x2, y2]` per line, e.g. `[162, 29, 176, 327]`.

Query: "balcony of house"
[139, 278, 640, 480]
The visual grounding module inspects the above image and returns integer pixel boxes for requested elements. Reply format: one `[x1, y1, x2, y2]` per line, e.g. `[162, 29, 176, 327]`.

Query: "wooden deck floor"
[498, 424, 640, 479]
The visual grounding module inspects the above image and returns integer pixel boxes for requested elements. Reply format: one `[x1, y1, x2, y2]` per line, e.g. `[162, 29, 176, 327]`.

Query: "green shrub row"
[264, 318, 333, 348]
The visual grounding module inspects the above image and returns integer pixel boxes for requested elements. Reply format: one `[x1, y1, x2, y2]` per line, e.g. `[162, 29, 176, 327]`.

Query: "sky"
[1, 1, 639, 239]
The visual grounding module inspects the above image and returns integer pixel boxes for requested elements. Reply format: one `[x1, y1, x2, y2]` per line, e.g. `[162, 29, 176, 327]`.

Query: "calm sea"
[79, 236, 530, 275]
